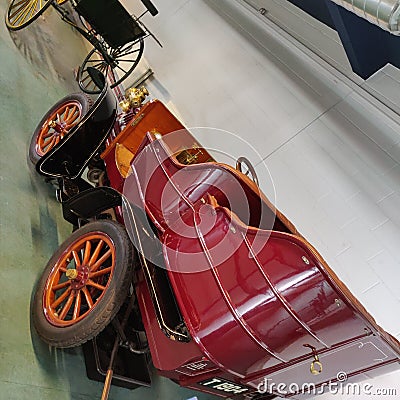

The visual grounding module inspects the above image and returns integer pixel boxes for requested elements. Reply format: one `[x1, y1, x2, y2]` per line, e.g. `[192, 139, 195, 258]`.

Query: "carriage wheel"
[5, 0, 53, 31]
[32, 220, 134, 348]
[29, 92, 91, 167]
[78, 39, 144, 94]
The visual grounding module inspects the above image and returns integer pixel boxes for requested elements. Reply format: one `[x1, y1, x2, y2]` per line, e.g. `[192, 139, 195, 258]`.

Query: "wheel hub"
[48, 119, 66, 135]
[69, 265, 90, 290]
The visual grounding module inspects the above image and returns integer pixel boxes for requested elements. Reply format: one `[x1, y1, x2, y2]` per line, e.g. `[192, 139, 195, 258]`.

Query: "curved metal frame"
[236, 156, 259, 186]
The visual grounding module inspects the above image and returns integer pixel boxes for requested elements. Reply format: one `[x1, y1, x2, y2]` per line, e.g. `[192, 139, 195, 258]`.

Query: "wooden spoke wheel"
[78, 39, 144, 94]
[43, 231, 115, 327]
[5, 0, 53, 31]
[29, 92, 91, 167]
[32, 221, 133, 348]
[36, 100, 82, 157]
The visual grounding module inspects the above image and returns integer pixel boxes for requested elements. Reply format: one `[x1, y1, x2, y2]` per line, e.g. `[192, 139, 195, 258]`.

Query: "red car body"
[101, 100, 400, 398]
[36, 86, 399, 399]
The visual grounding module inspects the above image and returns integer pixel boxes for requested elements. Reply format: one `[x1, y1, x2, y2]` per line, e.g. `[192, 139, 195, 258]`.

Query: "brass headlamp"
[119, 86, 149, 113]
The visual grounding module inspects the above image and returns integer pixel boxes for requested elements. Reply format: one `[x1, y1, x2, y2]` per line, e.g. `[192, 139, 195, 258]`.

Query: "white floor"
[123, 0, 400, 398]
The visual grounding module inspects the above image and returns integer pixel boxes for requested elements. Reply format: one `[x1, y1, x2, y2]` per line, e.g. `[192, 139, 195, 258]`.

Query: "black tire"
[32, 220, 134, 348]
[5, 0, 53, 31]
[29, 92, 92, 168]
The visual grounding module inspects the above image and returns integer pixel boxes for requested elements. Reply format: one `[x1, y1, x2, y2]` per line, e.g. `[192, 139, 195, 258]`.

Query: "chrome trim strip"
[122, 195, 190, 343]
[242, 233, 330, 349]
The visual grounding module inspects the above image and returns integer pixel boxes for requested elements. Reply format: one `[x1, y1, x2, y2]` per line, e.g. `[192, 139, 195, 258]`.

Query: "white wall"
[241, 0, 353, 74]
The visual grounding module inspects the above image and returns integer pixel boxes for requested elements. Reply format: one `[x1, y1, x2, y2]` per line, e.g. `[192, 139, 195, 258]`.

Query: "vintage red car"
[30, 72, 400, 399]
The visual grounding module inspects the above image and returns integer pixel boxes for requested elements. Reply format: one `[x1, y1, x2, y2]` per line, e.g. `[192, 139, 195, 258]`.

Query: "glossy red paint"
[102, 100, 399, 399]
[163, 206, 399, 394]
[134, 267, 205, 372]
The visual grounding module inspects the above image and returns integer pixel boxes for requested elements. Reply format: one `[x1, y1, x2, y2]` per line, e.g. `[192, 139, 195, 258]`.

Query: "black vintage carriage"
[5, 0, 160, 93]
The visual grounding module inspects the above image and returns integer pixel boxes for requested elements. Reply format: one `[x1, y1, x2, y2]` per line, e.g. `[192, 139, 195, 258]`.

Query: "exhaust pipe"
[330, 0, 400, 34]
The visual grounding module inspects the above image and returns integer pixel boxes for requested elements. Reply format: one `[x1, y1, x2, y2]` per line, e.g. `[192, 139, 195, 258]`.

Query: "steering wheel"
[235, 157, 259, 186]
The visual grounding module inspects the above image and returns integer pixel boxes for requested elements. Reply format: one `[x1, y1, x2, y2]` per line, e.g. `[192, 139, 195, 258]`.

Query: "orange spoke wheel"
[29, 93, 91, 167]
[43, 232, 115, 326]
[32, 221, 133, 348]
[36, 100, 83, 157]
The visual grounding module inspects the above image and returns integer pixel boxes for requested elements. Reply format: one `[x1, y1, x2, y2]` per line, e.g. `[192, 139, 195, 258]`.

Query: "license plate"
[199, 377, 250, 395]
